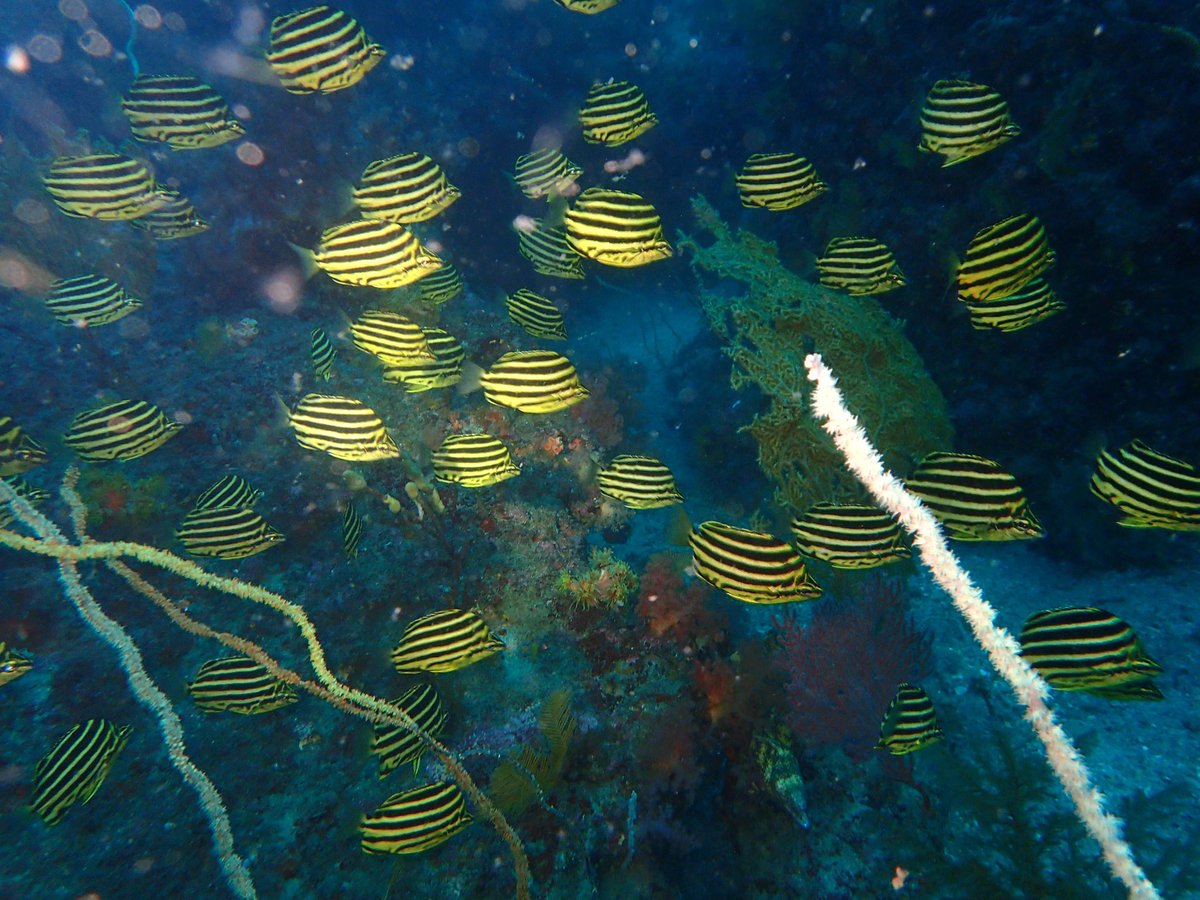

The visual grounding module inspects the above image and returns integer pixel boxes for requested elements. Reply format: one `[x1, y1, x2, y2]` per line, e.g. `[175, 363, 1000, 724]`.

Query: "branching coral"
[557, 547, 638, 611]
[678, 196, 953, 513]
[0, 470, 530, 900]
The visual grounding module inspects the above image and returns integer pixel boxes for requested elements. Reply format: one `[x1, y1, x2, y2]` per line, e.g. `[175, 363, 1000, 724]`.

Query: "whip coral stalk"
[803, 353, 1158, 900]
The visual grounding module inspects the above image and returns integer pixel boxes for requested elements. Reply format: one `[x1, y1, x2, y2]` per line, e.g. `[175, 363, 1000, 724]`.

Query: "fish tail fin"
[456, 361, 484, 396]
[287, 241, 320, 280]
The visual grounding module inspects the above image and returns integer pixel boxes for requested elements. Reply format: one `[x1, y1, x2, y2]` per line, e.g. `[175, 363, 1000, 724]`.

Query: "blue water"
[1, 1, 1198, 898]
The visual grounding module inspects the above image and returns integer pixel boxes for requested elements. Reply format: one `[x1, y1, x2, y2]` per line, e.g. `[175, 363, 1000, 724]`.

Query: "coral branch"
[0, 469, 530, 900]
[803, 353, 1158, 900]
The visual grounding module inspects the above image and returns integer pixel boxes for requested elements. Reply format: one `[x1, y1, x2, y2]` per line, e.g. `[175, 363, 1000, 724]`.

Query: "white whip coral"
[803, 352, 1159, 900]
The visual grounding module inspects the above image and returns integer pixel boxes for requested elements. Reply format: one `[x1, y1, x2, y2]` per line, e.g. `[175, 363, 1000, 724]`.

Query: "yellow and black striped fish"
[516, 218, 585, 279]
[31, 719, 131, 825]
[688, 521, 823, 604]
[506, 289, 567, 340]
[381, 327, 465, 393]
[789, 503, 911, 569]
[192, 474, 262, 512]
[353, 153, 460, 224]
[361, 781, 472, 855]
[964, 278, 1066, 333]
[1018, 606, 1163, 699]
[121, 74, 245, 149]
[876, 683, 943, 755]
[177, 506, 283, 559]
[592, 198, 679, 272]
[513, 148, 582, 200]
[351, 310, 434, 365]
[266, 5, 384, 95]
[956, 214, 1055, 303]
[371, 683, 447, 778]
[1089, 439, 1200, 531]
[0, 641, 32, 687]
[342, 501, 362, 557]
[597, 455, 683, 509]
[312, 219, 442, 289]
[128, 189, 209, 240]
[554, 0, 621, 13]
[391, 608, 504, 674]
[187, 656, 299, 714]
[432, 433, 520, 488]
[0, 476, 49, 530]
[287, 393, 400, 462]
[918, 79, 1021, 167]
[46, 275, 142, 327]
[479, 350, 589, 414]
[0, 416, 48, 476]
[579, 80, 657, 146]
[64, 400, 182, 462]
[418, 263, 464, 305]
[43, 153, 161, 221]
[564, 188, 672, 267]
[311, 328, 336, 380]
[905, 451, 1043, 541]
[735, 153, 827, 211]
[816, 237, 906, 295]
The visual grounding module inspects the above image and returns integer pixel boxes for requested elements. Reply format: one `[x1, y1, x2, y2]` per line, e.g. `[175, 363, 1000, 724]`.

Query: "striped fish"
[342, 501, 362, 557]
[688, 521, 823, 604]
[918, 79, 1021, 167]
[187, 656, 299, 714]
[266, 5, 385, 95]
[311, 328, 336, 380]
[597, 455, 683, 509]
[956, 214, 1055, 303]
[312, 219, 442, 289]
[905, 451, 1042, 541]
[789, 503, 911, 569]
[506, 289, 567, 340]
[46, 275, 142, 327]
[1085, 679, 1164, 702]
[0, 641, 32, 687]
[479, 350, 589, 414]
[351, 310, 434, 365]
[1018, 607, 1163, 698]
[121, 74, 245, 149]
[513, 148, 582, 200]
[288, 393, 400, 462]
[1089, 439, 1200, 531]
[360, 781, 472, 855]
[390, 608, 504, 674]
[192, 475, 262, 512]
[875, 683, 943, 755]
[381, 327, 465, 393]
[735, 153, 827, 211]
[128, 189, 209, 240]
[370, 683, 448, 778]
[31, 719, 131, 825]
[564, 188, 672, 268]
[418, 264, 464, 305]
[555, 0, 621, 13]
[964, 278, 1066, 333]
[43, 153, 161, 221]
[64, 400, 182, 462]
[516, 218, 585, 279]
[432, 433, 520, 488]
[177, 506, 283, 559]
[0, 476, 49, 530]
[816, 237, 906, 295]
[0, 416, 48, 476]
[578, 80, 657, 146]
[353, 152, 460, 224]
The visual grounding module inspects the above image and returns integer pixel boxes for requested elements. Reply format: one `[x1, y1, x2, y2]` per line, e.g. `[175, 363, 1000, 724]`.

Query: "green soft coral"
[679, 195, 953, 513]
